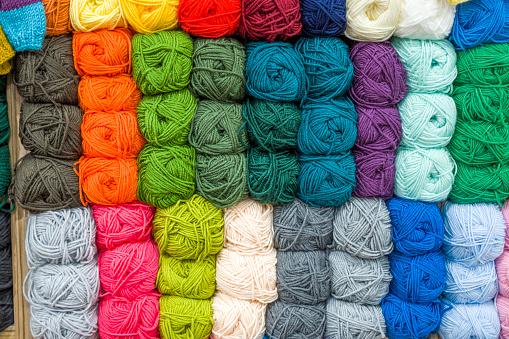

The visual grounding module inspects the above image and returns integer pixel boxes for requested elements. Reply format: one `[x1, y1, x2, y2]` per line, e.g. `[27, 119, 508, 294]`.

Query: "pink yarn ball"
[497, 251, 509, 297]
[498, 294, 509, 339]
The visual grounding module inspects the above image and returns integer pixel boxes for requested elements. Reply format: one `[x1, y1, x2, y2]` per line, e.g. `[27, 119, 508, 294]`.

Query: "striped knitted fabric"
[0, 26, 14, 75]
[0, 0, 45, 51]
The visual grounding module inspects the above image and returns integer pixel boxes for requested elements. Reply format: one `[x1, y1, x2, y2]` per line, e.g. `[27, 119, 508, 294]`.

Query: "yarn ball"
[442, 201, 506, 266]
[334, 197, 393, 259]
[196, 153, 249, 209]
[157, 253, 216, 299]
[43, 0, 72, 35]
[152, 194, 224, 260]
[211, 292, 266, 339]
[266, 301, 326, 339]
[78, 157, 138, 206]
[132, 31, 193, 95]
[497, 250, 509, 296]
[26, 207, 96, 267]
[349, 41, 408, 108]
[159, 296, 213, 339]
[191, 38, 245, 102]
[498, 294, 509, 339]
[395, 0, 455, 40]
[178, 0, 241, 38]
[355, 106, 402, 152]
[137, 89, 197, 146]
[0, 248, 12, 291]
[137, 144, 195, 208]
[239, 0, 302, 42]
[344, 0, 401, 42]
[14, 34, 80, 105]
[299, 0, 346, 36]
[92, 202, 154, 251]
[12, 153, 82, 213]
[247, 148, 299, 205]
[245, 42, 307, 102]
[330, 251, 392, 305]
[394, 147, 456, 202]
[453, 85, 509, 125]
[19, 102, 83, 159]
[0, 289, 12, 333]
[298, 98, 357, 155]
[297, 153, 356, 207]
[216, 247, 277, 303]
[439, 299, 500, 339]
[242, 98, 301, 152]
[0, 212, 10, 250]
[31, 305, 98, 339]
[294, 37, 353, 100]
[325, 299, 386, 339]
[119, 0, 178, 33]
[99, 294, 160, 339]
[0, 146, 8, 211]
[72, 28, 132, 76]
[223, 198, 274, 254]
[273, 198, 333, 251]
[444, 260, 498, 304]
[392, 38, 457, 94]
[78, 75, 142, 112]
[352, 150, 396, 200]
[188, 100, 247, 155]
[69, 0, 127, 32]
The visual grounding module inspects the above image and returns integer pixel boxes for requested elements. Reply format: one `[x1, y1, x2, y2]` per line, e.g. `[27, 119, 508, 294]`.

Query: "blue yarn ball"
[386, 197, 444, 256]
[299, 0, 347, 36]
[389, 251, 446, 303]
[246, 42, 307, 102]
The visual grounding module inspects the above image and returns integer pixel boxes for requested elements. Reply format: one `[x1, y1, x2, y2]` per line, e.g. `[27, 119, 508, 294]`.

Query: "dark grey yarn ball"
[0, 247, 12, 292]
[0, 212, 11, 250]
[0, 288, 13, 332]
[266, 300, 326, 339]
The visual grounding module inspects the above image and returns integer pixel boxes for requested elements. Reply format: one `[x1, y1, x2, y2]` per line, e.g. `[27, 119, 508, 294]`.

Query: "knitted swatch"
[0, 0, 46, 51]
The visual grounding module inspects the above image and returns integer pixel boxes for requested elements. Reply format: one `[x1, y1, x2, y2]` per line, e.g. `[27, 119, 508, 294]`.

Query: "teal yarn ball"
[247, 148, 299, 205]
[0, 95, 7, 145]
[0, 145, 10, 211]
[245, 42, 307, 102]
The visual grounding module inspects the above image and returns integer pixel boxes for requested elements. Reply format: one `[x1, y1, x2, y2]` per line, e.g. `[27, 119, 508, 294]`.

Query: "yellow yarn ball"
[119, 0, 179, 33]
[70, 0, 128, 32]
[448, 0, 468, 3]
[0, 26, 14, 75]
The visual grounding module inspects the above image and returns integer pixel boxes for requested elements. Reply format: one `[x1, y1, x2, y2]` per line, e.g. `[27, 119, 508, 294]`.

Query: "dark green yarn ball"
[0, 145, 10, 211]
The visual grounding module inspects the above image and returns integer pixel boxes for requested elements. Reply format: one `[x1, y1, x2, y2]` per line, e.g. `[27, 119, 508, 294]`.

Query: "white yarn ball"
[30, 305, 99, 339]
[395, 0, 456, 39]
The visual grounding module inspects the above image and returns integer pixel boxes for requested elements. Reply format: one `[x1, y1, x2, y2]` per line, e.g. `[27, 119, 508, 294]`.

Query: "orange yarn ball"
[78, 75, 142, 112]
[43, 0, 72, 35]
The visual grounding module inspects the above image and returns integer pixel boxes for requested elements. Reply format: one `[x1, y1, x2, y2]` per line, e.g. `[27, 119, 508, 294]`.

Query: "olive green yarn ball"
[159, 295, 213, 339]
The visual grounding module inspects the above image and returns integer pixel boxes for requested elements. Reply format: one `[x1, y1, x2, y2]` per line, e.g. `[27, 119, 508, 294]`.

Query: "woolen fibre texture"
[352, 149, 396, 200]
[265, 301, 326, 339]
[354, 106, 402, 152]
[299, 0, 346, 37]
[0, 212, 10, 250]
[444, 260, 498, 304]
[31, 305, 98, 339]
[159, 296, 213, 339]
[78, 75, 142, 112]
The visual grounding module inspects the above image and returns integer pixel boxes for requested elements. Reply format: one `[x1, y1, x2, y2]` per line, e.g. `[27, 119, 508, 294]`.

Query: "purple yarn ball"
[355, 105, 402, 152]
[353, 150, 396, 200]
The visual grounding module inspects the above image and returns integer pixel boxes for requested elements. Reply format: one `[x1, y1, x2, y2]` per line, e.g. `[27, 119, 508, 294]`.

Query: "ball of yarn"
[355, 106, 402, 152]
[70, 0, 127, 32]
[498, 294, 509, 339]
[191, 38, 245, 102]
[178, 0, 241, 38]
[239, 0, 301, 42]
[0, 101, 8, 145]
[211, 292, 266, 339]
[349, 41, 408, 107]
[196, 153, 248, 209]
[334, 197, 393, 259]
[394, 147, 456, 202]
[216, 247, 277, 303]
[392, 37, 457, 94]
[72, 28, 132, 76]
[498, 251, 509, 296]
[442, 201, 506, 266]
[31, 305, 98, 339]
[188, 100, 247, 155]
[0, 289, 12, 333]
[445, 260, 498, 304]
[453, 85, 509, 125]
[298, 98, 357, 155]
[78, 75, 142, 112]
[295, 37, 353, 99]
[299, 0, 346, 36]
[137, 89, 197, 146]
[266, 301, 326, 339]
[43, 0, 72, 35]
[119, 0, 178, 33]
[137, 144, 195, 208]
[99, 294, 159, 339]
[439, 299, 500, 339]
[12, 153, 81, 213]
[242, 99, 301, 152]
[0, 146, 9, 210]
[344, 0, 401, 42]
[352, 150, 396, 199]
[19, 102, 83, 160]
[14, 34, 79, 105]
[395, 0, 455, 40]
[81, 111, 146, 159]
[25, 261, 99, 311]
[132, 31, 193, 95]
[330, 251, 391, 305]
[0, 212, 11, 250]
[26, 207, 96, 267]
[159, 296, 213, 339]
[381, 294, 441, 339]
[223, 198, 273, 254]
[99, 240, 158, 299]
[245, 42, 307, 102]
[326, 299, 386, 339]
[273, 198, 333, 251]
[297, 153, 356, 207]
[0, 248, 12, 291]
[78, 157, 138, 206]
[152, 194, 223, 260]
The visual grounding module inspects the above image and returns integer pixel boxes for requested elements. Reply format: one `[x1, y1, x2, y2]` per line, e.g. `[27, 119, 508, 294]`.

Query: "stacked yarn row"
[497, 202, 509, 338]
[0, 75, 11, 212]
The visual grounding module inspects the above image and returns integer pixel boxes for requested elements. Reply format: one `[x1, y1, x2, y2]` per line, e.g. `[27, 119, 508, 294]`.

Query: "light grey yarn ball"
[266, 300, 326, 339]
[333, 198, 393, 259]
[326, 298, 386, 339]
[26, 207, 97, 268]
[30, 304, 98, 339]
[329, 251, 392, 305]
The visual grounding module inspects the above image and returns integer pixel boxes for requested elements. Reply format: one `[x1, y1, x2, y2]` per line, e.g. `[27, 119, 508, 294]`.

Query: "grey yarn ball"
[329, 251, 392, 305]
[334, 197, 393, 259]
[0, 289, 13, 332]
[0, 247, 12, 292]
[266, 300, 326, 339]
[276, 251, 330, 305]
[274, 198, 334, 251]
[30, 305, 98, 339]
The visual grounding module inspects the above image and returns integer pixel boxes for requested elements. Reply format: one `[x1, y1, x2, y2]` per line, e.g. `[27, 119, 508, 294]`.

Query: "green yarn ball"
[453, 85, 509, 125]
[137, 89, 197, 146]
[137, 144, 195, 208]
[0, 97, 8, 145]
[159, 296, 213, 339]
[0, 145, 10, 211]
[132, 31, 193, 95]
[455, 43, 509, 87]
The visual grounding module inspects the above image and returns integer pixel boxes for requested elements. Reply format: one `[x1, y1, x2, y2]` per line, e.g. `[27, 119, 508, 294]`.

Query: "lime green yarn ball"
[159, 296, 213, 339]
[453, 85, 509, 124]
[455, 43, 509, 87]
[137, 144, 195, 208]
